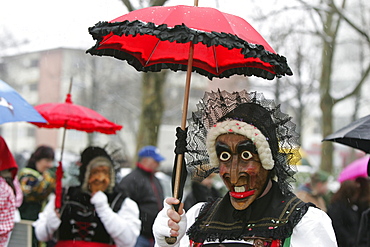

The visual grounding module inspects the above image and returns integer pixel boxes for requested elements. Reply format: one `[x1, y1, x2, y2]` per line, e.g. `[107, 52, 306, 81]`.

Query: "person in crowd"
[18, 145, 55, 246]
[356, 162, 370, 247]
[153, 90, 337, 246]
[0, 136, 20, 246]
[354, 176, 370, 215]
[184, 173, 221, 211]
[33, 146, 141, 247]
[357, 207, 370, 247]
[327, 179, 361, 247]
[116, 145, 165, 247]
[295, 170, 330, 212]
[18, 145, 56, 221]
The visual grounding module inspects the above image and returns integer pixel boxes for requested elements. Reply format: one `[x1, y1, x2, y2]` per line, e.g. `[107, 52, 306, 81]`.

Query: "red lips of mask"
[229, 189, 256, 199]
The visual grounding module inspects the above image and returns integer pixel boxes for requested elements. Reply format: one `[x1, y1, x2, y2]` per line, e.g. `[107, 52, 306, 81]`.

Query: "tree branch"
[120, 0, 135, 12]
[330, 0, 370, 44]
[333, 62, 370, 104]
[151, 0, 169, 6]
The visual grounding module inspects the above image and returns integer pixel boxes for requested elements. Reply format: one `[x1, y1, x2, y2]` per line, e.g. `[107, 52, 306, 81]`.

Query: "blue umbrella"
[0, 79, 46, 124]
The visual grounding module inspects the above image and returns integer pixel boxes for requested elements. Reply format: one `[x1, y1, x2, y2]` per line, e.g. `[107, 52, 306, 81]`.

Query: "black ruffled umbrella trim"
[86, 20, 293, 80]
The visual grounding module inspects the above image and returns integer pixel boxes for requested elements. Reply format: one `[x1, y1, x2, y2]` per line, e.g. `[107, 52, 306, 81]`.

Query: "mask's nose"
[95, 172, 107, 182]
[230, 159, 259, 185]
[230, 157, 239, 184]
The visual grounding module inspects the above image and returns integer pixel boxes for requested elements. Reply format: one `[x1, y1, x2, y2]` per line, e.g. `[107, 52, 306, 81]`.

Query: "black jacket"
[117, 165, 164, 239]
[327, 201, 361, 247]
[357, 208, 370, 247]
[59, 186, 127, 244]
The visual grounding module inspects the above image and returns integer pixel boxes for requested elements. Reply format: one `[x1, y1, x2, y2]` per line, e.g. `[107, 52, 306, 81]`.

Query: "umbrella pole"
[56, 78, 72, 210]
[172, 0, 198, 202]
[165, 39, 195, 247]
[166, 2, 197, 244]
[173, 43, 194, 200]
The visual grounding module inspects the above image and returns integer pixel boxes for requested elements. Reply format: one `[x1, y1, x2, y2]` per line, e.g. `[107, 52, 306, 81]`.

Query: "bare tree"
[303, 0, 370, 172]
[250, 0, 370, 173]
[119, 0, 170, 154]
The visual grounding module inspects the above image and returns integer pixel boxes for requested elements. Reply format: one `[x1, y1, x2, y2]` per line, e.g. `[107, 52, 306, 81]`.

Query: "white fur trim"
[206, 120, 274, 170]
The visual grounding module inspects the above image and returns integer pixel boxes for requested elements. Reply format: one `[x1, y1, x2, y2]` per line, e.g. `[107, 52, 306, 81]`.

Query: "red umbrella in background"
[32, 94, 122, 134]
[31, 80, 122, 209]
[86, 2, 293, 224]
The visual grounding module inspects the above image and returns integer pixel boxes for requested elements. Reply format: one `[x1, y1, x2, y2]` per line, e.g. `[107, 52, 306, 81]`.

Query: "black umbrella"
[323, 114, 370, 153]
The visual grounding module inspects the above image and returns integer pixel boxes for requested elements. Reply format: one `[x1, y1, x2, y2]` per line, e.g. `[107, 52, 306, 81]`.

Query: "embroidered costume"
[153, 90, 337, 247]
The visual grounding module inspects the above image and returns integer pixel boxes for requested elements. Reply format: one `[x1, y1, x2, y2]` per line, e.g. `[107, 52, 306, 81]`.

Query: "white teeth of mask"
[234, 186, 246, 192]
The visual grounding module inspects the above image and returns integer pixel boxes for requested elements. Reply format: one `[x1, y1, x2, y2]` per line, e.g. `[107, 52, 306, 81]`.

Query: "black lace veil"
[185, 90, 300, 195]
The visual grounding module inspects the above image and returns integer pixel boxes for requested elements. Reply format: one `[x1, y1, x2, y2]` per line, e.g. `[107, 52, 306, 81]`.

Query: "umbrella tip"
[65, 94, 73, 103]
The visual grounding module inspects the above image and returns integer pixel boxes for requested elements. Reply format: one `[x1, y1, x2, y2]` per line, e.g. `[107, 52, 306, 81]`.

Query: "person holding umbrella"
[33, 146, 141, 247]
[153, 90, 337, 246]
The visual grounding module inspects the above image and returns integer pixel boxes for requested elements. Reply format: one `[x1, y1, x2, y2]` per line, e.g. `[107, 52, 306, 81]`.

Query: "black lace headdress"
[185, 90, 300, 195]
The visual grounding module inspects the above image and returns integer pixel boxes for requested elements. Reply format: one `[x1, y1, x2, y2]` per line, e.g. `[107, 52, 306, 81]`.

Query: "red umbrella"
[86, 3, 292, 224]
[32, 93, 122, 134]
[87, 5, 292, 80]
[31, 81, 122, 209]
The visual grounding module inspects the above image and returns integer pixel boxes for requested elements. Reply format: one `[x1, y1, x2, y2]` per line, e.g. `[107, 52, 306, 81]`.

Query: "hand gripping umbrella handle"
[165, 127, 188, 244]
[165, 153, 186, 245]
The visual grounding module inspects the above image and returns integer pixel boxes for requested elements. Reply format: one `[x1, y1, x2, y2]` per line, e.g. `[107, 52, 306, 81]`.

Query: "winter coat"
[117, 164, 164, 240]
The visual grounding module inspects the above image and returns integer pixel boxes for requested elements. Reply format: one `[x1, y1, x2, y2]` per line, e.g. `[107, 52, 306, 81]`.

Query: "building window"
[27, 127, 35, 137]
[29, 83, 38, 92]
[29, 59, 39, 68]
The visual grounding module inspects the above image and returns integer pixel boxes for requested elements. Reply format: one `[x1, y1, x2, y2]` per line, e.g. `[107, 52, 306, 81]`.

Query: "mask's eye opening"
[241, 150, 253, 160]
[219, 151, 231, 161]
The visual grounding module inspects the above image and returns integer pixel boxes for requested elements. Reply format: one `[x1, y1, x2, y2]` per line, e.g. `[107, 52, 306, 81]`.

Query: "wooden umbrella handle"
[165, 25, 196, 247]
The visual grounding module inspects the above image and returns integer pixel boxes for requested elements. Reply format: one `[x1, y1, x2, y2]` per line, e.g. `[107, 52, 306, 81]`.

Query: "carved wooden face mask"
[88, 165, 111, 194]
[216, 133, 269, 210]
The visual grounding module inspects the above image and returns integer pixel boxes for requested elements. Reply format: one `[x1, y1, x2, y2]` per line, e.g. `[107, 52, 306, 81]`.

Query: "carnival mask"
[216, 133, 270, 210]
[88, 165, 111, 194]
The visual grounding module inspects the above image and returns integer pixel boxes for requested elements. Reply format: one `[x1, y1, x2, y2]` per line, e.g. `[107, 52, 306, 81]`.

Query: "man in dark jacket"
[117, 145, 165, 247]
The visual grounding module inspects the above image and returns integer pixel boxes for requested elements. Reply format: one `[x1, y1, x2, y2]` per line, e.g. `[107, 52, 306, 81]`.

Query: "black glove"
[172, 127, 188, 212]
[174, 127, 187, 155]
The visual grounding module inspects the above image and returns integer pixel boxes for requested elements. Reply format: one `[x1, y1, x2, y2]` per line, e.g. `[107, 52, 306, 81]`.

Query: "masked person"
[153, 90, 337, 246]
[33, 146, 141, 247]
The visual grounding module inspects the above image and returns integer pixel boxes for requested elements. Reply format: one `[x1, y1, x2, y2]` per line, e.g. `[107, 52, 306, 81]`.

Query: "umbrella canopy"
[87, 5, 292, 80]
[31, 91, 122, 209]
[338, 156, 370, 183]
[0, 79, 46, 124]
[323, 114, 370, 153]
[31, 93, 122, 134]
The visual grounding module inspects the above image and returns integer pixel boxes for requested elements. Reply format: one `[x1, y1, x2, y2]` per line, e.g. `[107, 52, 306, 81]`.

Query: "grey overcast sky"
[1, 0, 276, 54]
